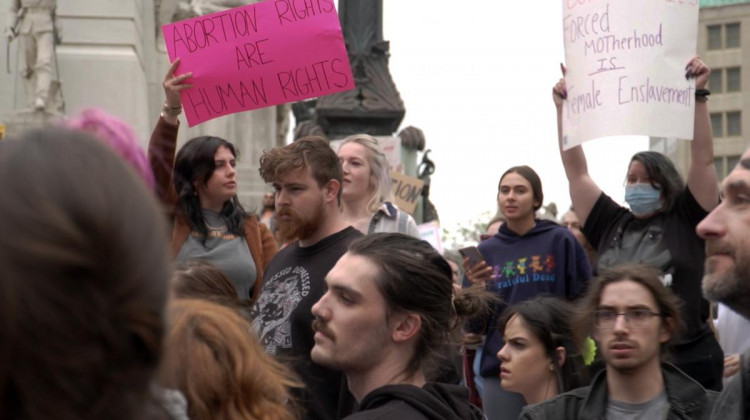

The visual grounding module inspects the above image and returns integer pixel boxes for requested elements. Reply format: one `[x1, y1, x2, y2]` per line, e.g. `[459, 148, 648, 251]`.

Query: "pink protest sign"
[162, 0, 354, 126]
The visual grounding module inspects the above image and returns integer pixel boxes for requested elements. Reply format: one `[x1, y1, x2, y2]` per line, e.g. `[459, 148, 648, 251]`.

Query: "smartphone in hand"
[459, 246, 486, 268]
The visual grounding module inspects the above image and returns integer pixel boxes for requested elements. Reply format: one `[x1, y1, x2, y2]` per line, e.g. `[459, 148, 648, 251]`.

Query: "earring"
[549, 365, 555, 371]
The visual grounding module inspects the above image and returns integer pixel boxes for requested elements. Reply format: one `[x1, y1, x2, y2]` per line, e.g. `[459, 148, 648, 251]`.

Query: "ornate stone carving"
[314, 0, 405, 138]
[398, 125, 425, 151]
[418, 150, 439, 223]
[293, 120, 328, 142]
[6, 0, 63, 112]
[159, 0, 254, 23]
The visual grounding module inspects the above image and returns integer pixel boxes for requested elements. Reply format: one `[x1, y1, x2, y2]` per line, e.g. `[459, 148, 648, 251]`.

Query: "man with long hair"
[311, 233, 493, 419]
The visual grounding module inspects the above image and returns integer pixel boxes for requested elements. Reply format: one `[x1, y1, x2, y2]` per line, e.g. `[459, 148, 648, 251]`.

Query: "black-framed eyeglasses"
[594, 309, 662, 329]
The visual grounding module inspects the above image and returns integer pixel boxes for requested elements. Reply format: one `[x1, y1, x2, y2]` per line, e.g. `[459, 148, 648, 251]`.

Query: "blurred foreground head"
[0, 129, 170, 420]
[159, 299, 300, 420]
[65, 108, 155, 188]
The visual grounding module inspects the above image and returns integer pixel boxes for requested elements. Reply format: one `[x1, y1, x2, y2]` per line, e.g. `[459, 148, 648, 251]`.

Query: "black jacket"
[520, 363, 716, 420]
[345, 382, 484, 420]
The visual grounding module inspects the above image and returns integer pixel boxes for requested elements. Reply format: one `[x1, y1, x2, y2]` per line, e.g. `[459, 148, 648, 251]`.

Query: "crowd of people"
[2, 52, 750, 420]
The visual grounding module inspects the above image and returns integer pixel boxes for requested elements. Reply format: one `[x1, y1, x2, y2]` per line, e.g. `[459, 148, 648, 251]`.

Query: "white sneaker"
[34, 98, 45, 111]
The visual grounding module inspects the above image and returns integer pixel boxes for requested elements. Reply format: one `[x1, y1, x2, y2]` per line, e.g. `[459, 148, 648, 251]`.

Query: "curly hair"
[158, 299, 301, 420]
[259, 136, 342, 204]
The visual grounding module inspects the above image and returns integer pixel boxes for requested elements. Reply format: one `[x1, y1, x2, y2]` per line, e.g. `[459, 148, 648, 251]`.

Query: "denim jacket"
[710, 352, 750, 419]
[520, 363, 716, 420]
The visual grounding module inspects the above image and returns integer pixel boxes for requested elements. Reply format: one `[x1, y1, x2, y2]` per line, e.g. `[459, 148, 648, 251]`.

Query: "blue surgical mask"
[625, 183, 661, 216]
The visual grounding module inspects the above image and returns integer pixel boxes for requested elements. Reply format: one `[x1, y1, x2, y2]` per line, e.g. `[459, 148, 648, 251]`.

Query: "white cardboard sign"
[561, 0, 698, 150]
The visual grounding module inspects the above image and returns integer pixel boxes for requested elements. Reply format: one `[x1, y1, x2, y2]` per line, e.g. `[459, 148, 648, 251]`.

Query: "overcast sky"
[381, 2, 648, 238]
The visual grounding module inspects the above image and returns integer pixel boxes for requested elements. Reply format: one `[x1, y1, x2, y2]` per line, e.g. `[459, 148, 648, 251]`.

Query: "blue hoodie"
[468, 219, 592, 377]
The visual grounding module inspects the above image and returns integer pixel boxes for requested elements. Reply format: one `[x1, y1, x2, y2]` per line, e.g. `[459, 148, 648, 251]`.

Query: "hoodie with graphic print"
[466, 219, 592, 377]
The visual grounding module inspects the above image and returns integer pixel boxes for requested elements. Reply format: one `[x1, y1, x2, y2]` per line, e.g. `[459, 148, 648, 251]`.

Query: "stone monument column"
[2, 0, 156, 138]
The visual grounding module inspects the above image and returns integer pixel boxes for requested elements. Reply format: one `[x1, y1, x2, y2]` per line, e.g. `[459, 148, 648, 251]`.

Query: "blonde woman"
[337, 134, 419, 236]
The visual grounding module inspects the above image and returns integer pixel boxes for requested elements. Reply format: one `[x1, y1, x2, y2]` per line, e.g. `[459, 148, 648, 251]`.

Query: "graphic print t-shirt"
[251, 226, 362, 420]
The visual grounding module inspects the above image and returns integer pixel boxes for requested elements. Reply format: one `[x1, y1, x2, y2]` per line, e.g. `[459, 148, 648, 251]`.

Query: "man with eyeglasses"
[520, 264, 716, 419]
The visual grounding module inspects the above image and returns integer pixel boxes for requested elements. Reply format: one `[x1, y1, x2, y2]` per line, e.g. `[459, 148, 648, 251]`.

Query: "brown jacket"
[148, 116, 276, 302]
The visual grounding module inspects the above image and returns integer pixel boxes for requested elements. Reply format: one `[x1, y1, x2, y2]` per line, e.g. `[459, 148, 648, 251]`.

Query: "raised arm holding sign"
[554, 57, 717, 225]
[560, 0, 699, 147]
[553, 54, 723, 390]
[161, 0, 354, 126]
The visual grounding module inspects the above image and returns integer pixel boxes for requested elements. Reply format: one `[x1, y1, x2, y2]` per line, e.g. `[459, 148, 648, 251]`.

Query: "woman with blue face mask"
[551, 57, 724, 392]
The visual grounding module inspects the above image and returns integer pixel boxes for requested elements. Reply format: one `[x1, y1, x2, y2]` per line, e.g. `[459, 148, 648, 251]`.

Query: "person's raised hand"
[686, 56, 710, 91]
[553, 63, 568, 108]
[162, 57, 193, 108]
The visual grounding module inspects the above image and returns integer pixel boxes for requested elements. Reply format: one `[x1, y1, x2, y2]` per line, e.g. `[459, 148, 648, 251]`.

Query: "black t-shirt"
[583, 188, 710, 341]
[251, 226, 363, 420]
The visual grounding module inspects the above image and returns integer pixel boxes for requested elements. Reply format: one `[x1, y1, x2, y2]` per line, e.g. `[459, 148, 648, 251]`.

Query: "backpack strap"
[368, 211, 384, 234]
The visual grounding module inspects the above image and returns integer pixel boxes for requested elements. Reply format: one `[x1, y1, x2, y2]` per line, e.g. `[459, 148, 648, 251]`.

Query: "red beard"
[275, 203, 324, 243]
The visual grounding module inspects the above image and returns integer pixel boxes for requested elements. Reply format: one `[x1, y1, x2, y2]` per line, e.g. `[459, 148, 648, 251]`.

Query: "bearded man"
[696, 149, 750, 420]
[251, 137, 362, 420]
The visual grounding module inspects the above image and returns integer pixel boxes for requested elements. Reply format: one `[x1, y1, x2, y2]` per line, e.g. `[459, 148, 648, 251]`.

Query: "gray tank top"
[176, 209, 256, 300]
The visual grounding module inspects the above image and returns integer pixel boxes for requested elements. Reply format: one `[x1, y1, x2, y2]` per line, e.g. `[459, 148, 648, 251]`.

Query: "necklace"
[204, 219, 227, 232]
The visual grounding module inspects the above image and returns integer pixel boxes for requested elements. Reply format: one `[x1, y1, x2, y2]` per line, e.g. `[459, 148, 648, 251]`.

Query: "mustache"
[312, 319, 335, 340]
[276, 208, 297, 218]
[706, 240, 734, 257]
